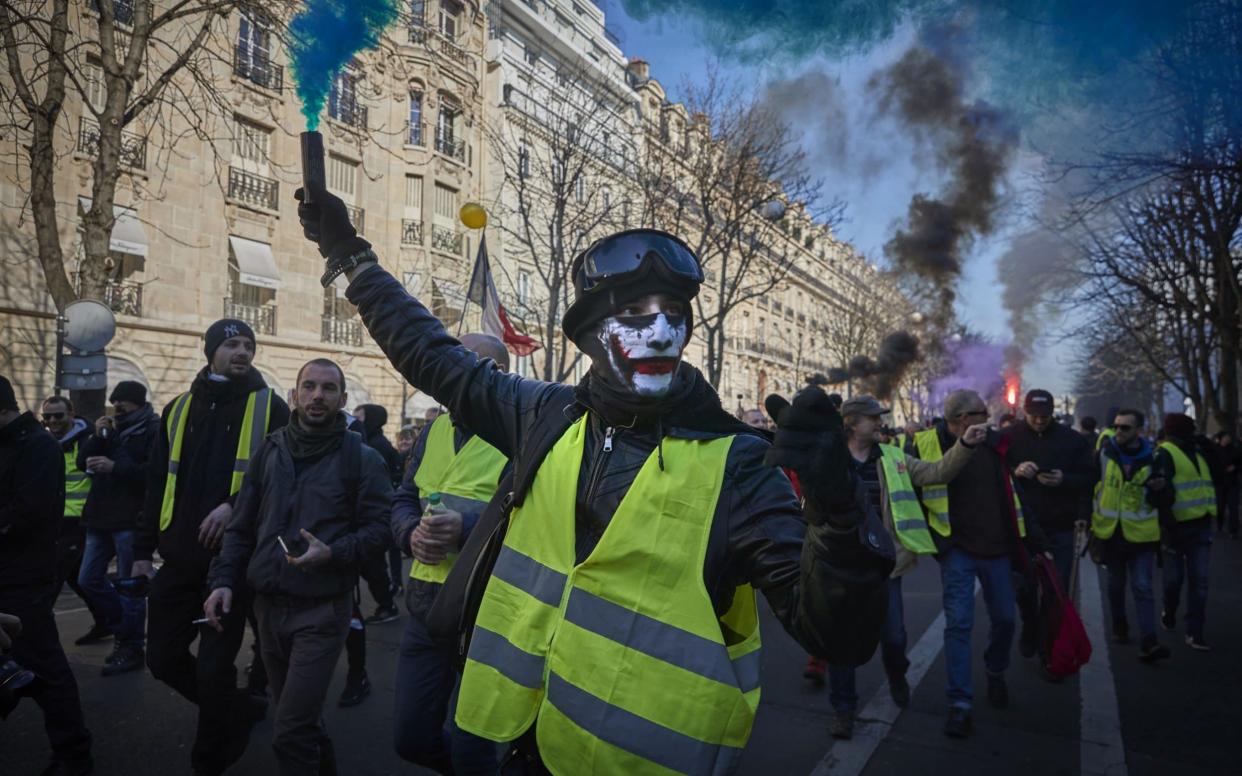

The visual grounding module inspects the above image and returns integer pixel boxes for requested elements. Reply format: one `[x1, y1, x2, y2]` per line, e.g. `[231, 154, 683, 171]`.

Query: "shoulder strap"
[344, 430, 363, 520]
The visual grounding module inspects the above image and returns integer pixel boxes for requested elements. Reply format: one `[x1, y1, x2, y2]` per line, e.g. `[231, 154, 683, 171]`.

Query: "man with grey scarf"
[206, 358, 392, 775]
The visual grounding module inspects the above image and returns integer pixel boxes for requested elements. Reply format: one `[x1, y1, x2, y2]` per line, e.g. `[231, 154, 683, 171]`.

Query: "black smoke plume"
[824, 330, 922, 400]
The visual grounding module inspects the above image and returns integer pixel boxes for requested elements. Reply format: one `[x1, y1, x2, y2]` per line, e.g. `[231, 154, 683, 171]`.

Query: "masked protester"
[296, 183, 893, 773]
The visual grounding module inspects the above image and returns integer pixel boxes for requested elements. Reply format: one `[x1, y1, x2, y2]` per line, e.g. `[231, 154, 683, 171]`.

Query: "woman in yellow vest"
[821, 395, 984, 741]
[298, 186, 894, 776]
[1151, 413, 1217, 651]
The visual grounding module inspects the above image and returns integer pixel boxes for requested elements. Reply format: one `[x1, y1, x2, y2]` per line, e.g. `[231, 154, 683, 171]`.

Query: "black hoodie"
[79, 404, 159, 533]
[137, 367, 289, 570]
[357, 403, 404, 487]
[0, 412, 64, 589]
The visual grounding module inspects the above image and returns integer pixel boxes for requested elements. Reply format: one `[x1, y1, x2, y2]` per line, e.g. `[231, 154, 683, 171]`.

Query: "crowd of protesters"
[1, 186, 1236, 773]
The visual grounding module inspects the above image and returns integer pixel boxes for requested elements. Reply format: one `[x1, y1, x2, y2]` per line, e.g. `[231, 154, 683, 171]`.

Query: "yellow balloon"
[460, 202, 488, 229]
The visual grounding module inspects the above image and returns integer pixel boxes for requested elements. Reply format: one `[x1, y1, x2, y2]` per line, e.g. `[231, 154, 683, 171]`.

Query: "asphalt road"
[3, 536, 1240, 775]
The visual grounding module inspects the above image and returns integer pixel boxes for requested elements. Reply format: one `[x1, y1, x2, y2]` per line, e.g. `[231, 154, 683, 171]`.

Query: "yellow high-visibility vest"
[409, 414, 507, 583]
[1158, 442, 1217, 522]
[63, 439, 91, 518]
[914, 428, 1026, 538]
[1091, 456, 1158, 543]
[159, 388, 272, 531]
[877, 444, 937, 554]
[456, 416, 761, 775]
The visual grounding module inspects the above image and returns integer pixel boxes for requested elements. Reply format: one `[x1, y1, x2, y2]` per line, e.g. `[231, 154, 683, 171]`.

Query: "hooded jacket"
[78, 404, 159, 533]
[0, 412, 64, 589]
[357, 403, 404, 487]
[137, 367, 289, 569]
[347, 264, 893, 665]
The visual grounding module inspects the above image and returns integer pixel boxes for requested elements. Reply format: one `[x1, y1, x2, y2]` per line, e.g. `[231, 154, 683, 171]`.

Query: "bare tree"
[0, 0, 296, 312]
[633, 67, 831, 387]
[485, 63, 629, 382]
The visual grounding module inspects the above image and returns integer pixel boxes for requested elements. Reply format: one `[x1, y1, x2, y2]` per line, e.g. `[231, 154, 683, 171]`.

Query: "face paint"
[597, 312, 688, 397]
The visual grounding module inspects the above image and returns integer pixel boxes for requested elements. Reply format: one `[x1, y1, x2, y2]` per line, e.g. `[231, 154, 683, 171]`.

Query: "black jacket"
[209, 427, 392, 598]
[137, 367, 290, 569]
[347, 264, 892, 664]
[78, 404, 159, 532]
[357, 403, 404, 488]
[1003, 420, 1096, 534]
[0, 412, 65, 590]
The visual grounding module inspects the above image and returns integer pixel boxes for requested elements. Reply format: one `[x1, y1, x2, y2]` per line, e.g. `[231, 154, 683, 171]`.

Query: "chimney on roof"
[626, 58, 649, 83]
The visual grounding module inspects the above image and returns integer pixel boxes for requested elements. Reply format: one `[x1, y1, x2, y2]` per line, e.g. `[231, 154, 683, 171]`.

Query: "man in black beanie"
[296, 184, 892, 772]
[134, 320, 290, 775]
[75, 380, 160, 676]
[0, 375, 93, 774]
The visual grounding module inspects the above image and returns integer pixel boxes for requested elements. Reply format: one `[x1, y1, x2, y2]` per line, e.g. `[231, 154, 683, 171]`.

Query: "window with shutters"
[575, 174, 585, 203]
[434, 183, 457, 224]
[84, 58, 106, 112]
[233, 118, 270, 171]
[440, 0, 461, 39]
[518, 142, 531, 179]
[328, 155, 358, 202]
[408, 89, 424, 145]
[405, 175, 423, 213]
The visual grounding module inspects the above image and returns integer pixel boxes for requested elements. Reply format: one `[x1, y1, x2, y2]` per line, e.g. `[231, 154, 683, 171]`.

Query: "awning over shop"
[78, 197, 150, 258]
[228, 235, 282, 289]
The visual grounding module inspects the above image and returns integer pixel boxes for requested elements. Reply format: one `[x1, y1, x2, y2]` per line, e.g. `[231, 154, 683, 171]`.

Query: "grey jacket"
[210, 428, 393, 599]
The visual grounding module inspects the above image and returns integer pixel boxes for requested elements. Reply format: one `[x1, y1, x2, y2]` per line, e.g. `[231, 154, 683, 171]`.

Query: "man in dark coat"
[134, 319, 290, 775]
[0, 375, 93, 774]
[76, 380, 159, 676]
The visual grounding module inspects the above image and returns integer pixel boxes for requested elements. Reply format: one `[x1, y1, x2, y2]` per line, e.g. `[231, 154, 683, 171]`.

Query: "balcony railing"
[92, 0, 133, 26]
[104, 279, 142, 316]
[223, 297, 276, 335]
[434, 133, 466, 162]
[329, 101, 368, 130]
[345, 205, 365, 235]
[408, 22, 427, 44]
[233, 47, 284, 91]
[431, 225, 463, 255]
[322, 315, 363, 347]
[401, 219, 423, 245]
[439, 34, 471, 67]
[77, 116, 147, 169]
[408, 122, 426, 147]
[228, 166, 279, 211]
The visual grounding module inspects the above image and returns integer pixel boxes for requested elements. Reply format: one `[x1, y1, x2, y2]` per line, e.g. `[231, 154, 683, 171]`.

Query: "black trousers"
[54, 521, 108, 629]
[360, 552, 395, 610]
[145, 557, 253, 774]
[0, 584, 92, 765]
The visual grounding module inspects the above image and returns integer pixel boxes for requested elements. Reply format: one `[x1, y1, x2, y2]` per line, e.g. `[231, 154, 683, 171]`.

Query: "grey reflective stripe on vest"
[1177, 497, 1216, 510]
[491, 546, 568, 608]
[564, 588, 749, 691]
[66, 492, 89, 500]
[423, 492, 489, 515]
[232, 460, 251, 473]
[889, 490, 919, 503]
[923, 484, 947, 498]
[468, 626, 545, 688]
[731, 650, 761, 694]
[894, 518, 929, 532]
[546, 672, 743, 776]
[169, 462, 180, 475]
[1174, 480, 1211, 491]
[66, 473, 88, 482]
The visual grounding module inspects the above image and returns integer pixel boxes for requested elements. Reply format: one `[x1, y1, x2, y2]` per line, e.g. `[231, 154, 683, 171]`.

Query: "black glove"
[295, 180, 371, 265]
[764, 386, 857, 523]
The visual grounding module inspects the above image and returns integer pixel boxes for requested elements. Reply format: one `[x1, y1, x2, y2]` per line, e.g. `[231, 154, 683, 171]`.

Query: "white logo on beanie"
[224, 324, 240, 338]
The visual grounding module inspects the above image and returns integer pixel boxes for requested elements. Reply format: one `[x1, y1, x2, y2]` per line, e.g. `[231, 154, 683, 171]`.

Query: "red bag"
[1033, 554, 1092, 677]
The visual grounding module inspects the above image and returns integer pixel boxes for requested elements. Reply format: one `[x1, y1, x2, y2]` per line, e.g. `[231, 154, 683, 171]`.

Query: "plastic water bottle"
[422, 493, 446, 565]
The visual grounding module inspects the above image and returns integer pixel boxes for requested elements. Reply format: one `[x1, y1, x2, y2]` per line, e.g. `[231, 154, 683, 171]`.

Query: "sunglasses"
[42, 412, 66, 421]
[1112, 424, 1134, 432]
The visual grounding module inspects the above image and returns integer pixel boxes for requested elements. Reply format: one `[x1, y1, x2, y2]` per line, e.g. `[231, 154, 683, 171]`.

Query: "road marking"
[1078, 558, 1128, 776]
[809, 582, 979, 776]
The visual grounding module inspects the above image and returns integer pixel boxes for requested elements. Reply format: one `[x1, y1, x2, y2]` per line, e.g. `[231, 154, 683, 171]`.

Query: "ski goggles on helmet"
[576, 229, 704, 292]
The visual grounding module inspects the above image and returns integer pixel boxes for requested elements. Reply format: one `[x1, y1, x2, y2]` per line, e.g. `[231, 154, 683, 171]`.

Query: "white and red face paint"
[597, 312, 688, 397]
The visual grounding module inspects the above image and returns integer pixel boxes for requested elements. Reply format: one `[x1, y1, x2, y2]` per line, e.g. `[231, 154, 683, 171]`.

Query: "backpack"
[425, 404, 581, 665]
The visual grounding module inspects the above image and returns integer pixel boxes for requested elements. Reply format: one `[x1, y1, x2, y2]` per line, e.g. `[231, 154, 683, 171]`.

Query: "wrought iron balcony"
[227, 167, 279, 211]
[401, 219, 423, 245]
[431, 225, 463, 255]
[322, 315, 363, 347]
[438, 35, 472, 67]
[345, 205, 365, 235]
[408, 22, 427, 44]
[77, 116, 147, 169]
[329, 101, 368, 130]
[233, 47, 283, 91]
[223, 297, 276, 335]
[434, 133, 466, 162]
[408, 122, 426, 147]
[92, 0, 133, 26]
[104, 279, 142, 316]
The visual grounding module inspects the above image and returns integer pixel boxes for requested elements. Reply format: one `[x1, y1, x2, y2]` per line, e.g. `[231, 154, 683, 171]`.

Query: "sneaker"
[986, 673, 1008, 709]
[829, 710, 855, 740]
[943, 707, 972, 738]
[888, 673, 911, 708]
[1161, 609, 1176, 631]
[73, 624, 112, 646]
[1137, 639, 1171, 662]
[803, 656, 826, 686]
[101, 644, 145, 676]
[338, 672, 371, 707]
[364, 605, 400, 625]
[1185, 635, 1212, 651]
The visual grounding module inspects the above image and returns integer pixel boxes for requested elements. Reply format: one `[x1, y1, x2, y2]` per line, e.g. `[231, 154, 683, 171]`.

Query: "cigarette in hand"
[192, 617, 209, 625]
[277, 536, 291, 555]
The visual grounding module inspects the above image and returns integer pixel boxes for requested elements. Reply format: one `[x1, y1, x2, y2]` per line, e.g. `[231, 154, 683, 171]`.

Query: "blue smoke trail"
[288, 0, 399, 130]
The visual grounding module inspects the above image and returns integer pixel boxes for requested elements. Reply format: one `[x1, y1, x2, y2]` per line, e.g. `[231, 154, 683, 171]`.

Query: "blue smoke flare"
[288, 0, 399, 130]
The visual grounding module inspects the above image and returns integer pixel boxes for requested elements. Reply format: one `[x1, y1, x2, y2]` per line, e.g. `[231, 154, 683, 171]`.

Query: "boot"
[101, 644, 145, 676]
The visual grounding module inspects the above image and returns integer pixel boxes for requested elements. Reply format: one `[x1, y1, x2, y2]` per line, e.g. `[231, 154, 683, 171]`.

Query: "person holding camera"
[0, 376, 92, 775]
[74, 381, 159, 676]
[205, 358, 392, 775]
